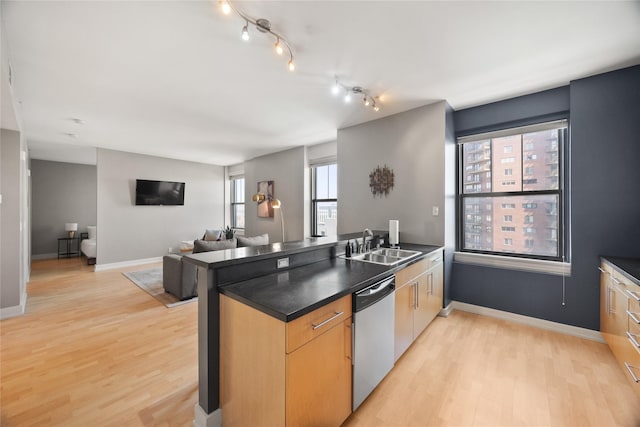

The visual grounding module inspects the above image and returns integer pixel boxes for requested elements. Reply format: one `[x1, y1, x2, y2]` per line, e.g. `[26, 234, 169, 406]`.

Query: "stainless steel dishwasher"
[352, 275, 395, 411]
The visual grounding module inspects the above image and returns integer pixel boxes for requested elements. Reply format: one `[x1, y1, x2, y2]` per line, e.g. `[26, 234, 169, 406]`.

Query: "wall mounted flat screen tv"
[135, 179, 185, 206]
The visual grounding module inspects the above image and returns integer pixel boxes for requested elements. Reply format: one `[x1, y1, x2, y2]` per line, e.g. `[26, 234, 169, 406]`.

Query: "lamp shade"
[65, 223, 78, 232]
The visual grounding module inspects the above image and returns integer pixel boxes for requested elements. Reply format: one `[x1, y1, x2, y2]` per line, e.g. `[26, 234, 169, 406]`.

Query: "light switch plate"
[277, 258, 289, 268]
[432, 206, 439, 216]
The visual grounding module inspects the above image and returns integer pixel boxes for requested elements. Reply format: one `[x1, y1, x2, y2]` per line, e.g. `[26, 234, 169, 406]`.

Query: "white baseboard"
[450, 301, 604, 343]
[193, 404, 221, 427]
[31, 252, 58, 260]
[439, 302, 454, 317]
[0, 290, 27, 320]
[94, 256, 163, 272]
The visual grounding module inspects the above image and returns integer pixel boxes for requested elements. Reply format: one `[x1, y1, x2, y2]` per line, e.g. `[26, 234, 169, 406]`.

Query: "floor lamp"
[271, 198, 285, 243]
[251, 193, 285, 243]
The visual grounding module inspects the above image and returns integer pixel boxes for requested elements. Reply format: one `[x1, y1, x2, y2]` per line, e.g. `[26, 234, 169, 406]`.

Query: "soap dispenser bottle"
[345, 240, 352, 257]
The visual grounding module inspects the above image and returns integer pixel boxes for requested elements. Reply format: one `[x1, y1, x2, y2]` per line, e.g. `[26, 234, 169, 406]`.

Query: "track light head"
[241, 22, 249, 41]
[331, 79, 340, 95]
[220, 0, 231, 15]
[363, 96, 370, 106]
[344, 90, 352, 103]
[275, 38, 284, 55]
[288, 59, 296, 72]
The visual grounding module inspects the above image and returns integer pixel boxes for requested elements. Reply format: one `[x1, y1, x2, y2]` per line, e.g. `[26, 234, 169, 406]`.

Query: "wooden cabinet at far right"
[600, 258, 640, 400]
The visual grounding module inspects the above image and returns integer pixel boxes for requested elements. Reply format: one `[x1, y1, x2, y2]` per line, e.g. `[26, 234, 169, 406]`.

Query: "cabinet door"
[600, 266, 611, 338]
[414, 272, 432, 338]
[286, 318, 352, 427]
[394, 282, 414, 361]
[428, 262, 444, 321]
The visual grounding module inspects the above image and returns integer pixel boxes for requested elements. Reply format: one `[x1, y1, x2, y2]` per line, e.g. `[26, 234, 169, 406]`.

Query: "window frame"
[310, 163, 337, 237]
[230, 175, 245, 230]
[456, 119, 567, 262]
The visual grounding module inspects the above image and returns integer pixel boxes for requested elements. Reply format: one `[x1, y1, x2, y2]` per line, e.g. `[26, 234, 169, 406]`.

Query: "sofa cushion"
[193, 238, 237, 253]
[237, 233, 269, 247]
[203, 229, 224, 241]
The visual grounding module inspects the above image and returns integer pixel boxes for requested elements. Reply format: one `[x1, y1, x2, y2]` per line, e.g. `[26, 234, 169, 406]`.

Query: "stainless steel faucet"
[360, 228, 373, 253]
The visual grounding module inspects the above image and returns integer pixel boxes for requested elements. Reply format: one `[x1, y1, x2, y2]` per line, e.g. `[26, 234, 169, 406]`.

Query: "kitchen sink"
[344, 248, 422, 266]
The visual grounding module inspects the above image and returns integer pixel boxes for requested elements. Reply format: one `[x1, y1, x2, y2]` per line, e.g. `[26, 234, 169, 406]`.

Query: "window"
[458, 119, 566, 260]
[230, 176, 245, 229]
[311, 163, 337, 237]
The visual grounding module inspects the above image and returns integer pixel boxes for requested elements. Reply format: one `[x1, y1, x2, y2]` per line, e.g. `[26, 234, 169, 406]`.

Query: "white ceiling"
[2, 1, 640, 166]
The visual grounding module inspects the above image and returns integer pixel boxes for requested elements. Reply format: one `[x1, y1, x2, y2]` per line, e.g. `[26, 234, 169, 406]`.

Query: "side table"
[58, 237, 81, 258]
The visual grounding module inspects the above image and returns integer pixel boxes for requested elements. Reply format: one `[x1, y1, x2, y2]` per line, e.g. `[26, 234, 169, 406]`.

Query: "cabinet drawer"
[396, 258, 429, 287]
[286, 295, 351, 354]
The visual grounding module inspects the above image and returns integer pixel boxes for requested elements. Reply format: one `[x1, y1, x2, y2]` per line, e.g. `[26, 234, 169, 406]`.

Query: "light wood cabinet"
[220, 294, 353, 427]
[394, 250, 444, 361]
[599, 260, 640, 400]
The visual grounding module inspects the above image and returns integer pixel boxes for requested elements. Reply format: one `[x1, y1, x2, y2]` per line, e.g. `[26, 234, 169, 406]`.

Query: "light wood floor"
[2, 258, 639, 426]
[1, 258, 198, 426]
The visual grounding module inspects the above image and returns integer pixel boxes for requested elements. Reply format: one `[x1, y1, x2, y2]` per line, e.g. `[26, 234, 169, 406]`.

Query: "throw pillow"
[87, 226, 97, 240]
[237, 233, 269, 247]
[203, 229, 223, 241]
[193, 238, 237, 253]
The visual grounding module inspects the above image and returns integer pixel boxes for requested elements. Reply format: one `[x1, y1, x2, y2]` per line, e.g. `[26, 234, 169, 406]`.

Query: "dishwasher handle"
[354, 276, 395, 312]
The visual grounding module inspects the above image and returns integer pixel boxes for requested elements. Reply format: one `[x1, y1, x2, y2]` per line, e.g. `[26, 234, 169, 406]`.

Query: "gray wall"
[337, 101, 447, 246]
[244, 147, 307, 243]
[96, 149, 224, 265]
[31, 159, 97, 256]
[451, 66, 640, 330]
[1, 129, 25, 310]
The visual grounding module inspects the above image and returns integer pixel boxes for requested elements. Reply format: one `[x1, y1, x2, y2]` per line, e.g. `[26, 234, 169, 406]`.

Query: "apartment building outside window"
[458, 119, 567, 260]
[230, 176, 245, 229]
[311, 163, 337, 237]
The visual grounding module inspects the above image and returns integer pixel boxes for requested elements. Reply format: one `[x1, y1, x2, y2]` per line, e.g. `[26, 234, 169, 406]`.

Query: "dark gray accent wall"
[455, 86, 570, 136]
[451, 65, 640, 330]
[31, 159, 97, 256]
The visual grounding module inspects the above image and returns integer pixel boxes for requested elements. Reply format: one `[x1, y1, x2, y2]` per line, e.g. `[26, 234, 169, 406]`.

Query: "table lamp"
[65, 223, 78, 238]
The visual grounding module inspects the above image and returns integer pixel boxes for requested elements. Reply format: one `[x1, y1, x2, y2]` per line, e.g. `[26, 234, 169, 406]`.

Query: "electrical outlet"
[277, 257, 289, 268]
[432, 206, 439, 216]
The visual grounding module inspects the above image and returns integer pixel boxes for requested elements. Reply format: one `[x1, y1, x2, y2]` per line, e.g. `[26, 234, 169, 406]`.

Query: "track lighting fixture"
[219, 0, 296, 73]
[331, 79, 381, 112]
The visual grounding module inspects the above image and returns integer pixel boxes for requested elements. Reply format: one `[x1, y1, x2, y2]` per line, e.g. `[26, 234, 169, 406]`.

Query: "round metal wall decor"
[369, 164, 395, 197]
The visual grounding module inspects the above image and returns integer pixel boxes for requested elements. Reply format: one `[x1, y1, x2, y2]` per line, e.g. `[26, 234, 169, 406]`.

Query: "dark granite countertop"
[221, 243, 443, 322]
[601, 256, 640, 286]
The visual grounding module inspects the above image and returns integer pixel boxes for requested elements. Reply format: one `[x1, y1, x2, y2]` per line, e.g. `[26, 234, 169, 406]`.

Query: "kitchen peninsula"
[184, 233, 443, 427]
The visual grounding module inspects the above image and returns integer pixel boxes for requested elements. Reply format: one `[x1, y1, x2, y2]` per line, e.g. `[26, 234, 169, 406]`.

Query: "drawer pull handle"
[625, 362, 640, 383]
[312, 311, 344, 330]
[627, 310, 640, 324]
[627, 290, 640, 302]
[598, 267, 607, 274]
[626, 331, 640, 349]
[611, 276, 621, 285]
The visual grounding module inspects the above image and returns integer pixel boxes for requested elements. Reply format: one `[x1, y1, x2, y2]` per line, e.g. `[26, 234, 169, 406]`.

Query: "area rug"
[123, 267, 196, 308]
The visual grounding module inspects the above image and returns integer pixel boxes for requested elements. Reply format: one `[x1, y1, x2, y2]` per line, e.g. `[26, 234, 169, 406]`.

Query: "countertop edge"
[601, 256, 640, 286]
